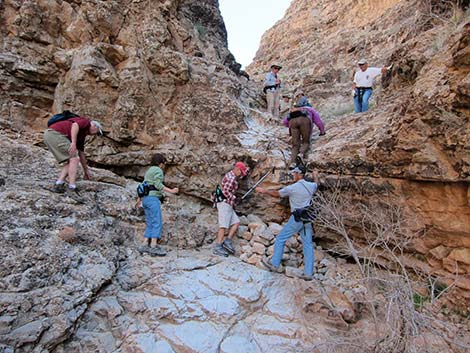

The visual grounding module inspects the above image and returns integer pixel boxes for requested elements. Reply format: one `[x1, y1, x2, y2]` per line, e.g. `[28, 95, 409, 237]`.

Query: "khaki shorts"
[217, 201, 240, 229]
[43, 129, 77, 164]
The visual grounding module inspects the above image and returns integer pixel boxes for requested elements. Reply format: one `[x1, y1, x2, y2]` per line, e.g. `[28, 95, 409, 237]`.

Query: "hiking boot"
[222, 238, 235, 254]
[52, 183, 66, 193]
[213, 245, 229, 257]
[148, 245, 167, 257]
[66, 187, 84, 203]
[261, 257, 283, 273]
[299, 274, 313, 281]
[137, 245, 151, 255]
[295, 156, 304, 166]
[319, 132, 326, 136]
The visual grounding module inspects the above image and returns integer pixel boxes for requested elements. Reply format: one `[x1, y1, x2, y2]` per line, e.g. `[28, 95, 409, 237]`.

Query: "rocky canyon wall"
[0, 0, 261, 188]
[248, 0, 470, 303]
[0, 0, 470, 351]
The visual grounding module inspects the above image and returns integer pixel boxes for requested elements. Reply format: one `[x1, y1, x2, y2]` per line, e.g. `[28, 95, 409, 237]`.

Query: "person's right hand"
[69, 143, 77, 156]
[255, 187, 264, 194]
[171, 187, 179, 194]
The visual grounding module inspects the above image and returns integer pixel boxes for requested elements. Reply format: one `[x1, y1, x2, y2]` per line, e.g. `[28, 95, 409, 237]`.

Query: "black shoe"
[137, 245, 151, 254]
[148, 245, 167, 257]
[66, 187, 84, 203]
[213, 245, 229, 257]
[299, 274, 313, 281]
[261, 257, 283, 273]
[319, 132, 326, 136]
[295, 156, 304, 166]
[222, 239, 235, 254]
[137, 245, 166, 256]
[52, 183, 66, 193]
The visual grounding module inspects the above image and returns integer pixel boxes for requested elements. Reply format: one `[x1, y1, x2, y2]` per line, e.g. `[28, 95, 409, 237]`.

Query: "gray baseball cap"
[91, 120, 103, 136]
[289, 165, 306, 175]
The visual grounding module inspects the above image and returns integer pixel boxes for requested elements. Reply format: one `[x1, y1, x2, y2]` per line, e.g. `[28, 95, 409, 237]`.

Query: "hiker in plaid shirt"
[214, 161, 249, 257]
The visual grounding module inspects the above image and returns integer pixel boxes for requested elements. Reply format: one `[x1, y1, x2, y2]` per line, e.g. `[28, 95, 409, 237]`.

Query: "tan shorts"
[43, 129, 77, 164]
[217, 201, 240, 229]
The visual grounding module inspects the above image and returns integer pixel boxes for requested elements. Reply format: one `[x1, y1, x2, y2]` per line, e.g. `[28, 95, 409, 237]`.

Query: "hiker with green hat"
[43, 112, 103, 197]
[264, 64, 282, 119]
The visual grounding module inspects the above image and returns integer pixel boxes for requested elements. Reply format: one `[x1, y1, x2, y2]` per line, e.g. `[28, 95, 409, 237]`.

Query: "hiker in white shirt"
[264, 64, 282, 118]
[352, 58, 389, 113]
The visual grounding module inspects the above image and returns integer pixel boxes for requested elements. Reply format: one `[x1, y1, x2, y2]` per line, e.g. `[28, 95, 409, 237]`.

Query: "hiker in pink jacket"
[282, 106, 325, 135]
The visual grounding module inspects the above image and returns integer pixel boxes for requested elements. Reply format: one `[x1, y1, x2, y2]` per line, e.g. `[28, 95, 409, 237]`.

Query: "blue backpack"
[137, 181, 157, 198]
[47, 110, 79, 127]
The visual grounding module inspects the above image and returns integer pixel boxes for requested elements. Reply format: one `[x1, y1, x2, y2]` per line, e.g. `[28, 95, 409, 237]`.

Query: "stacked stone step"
[236, 214, 308, 270]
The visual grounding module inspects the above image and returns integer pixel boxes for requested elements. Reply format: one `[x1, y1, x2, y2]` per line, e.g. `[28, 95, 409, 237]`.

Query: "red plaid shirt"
[221, 170, 238, 206]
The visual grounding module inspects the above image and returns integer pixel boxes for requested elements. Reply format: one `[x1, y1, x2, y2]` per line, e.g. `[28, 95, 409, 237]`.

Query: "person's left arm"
[163, 185, 178, 194]
[370, 67, 384, 78]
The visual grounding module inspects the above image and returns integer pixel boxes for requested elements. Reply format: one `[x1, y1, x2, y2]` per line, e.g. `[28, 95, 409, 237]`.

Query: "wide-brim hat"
[294, 89, 304, 96]
[270, 64, 282, 70]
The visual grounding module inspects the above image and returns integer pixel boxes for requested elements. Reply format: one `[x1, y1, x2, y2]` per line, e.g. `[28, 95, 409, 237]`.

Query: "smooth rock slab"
[121, 333, 175, 353]
[220, 335, 262, 353]
[198, 295, 241, 317]
[157, 321, 226, 353]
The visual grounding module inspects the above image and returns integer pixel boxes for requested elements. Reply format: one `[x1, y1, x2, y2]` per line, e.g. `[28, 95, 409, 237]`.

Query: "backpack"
[292, 200, 318, 223]
[291, 182, 318, 223]
[211, 185, 226, 207]
[136, 181, 157, 198]
[47, 110, 80, 127]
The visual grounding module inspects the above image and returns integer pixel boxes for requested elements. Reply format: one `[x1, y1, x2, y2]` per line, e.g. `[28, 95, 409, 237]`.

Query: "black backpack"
[47, 110, 79, 127]
[211, 185, 226, 207]
[291, 182, 318, 223]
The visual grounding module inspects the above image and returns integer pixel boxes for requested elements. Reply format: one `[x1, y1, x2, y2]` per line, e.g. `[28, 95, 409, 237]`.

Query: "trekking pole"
[241, 167, 275, 200]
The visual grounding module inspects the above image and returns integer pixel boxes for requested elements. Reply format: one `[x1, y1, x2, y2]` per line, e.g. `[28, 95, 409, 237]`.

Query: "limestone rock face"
[0, 0, 255, 193]
[1, 0, 470, 350]
[248, 0, 470, 303]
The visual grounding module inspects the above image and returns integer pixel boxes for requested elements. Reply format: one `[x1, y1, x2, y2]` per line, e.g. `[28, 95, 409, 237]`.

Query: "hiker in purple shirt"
[282, 106, 326, 136]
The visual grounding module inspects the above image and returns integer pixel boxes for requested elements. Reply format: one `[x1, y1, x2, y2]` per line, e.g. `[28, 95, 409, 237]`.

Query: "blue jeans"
[354, 88, 373, 112]
[142, 196, 162, 239]
[271, 215, 314, 276]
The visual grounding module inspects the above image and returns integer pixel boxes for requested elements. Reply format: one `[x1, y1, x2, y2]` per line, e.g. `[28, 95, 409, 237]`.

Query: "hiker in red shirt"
[213, 162, 249, 257]
[44, 115, 103, 195]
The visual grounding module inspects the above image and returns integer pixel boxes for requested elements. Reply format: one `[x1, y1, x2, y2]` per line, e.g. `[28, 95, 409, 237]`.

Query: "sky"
[219, 0, 292, 69]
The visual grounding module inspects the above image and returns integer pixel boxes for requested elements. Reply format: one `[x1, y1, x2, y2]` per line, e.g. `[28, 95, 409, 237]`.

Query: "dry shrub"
[310, 180, 470, 353]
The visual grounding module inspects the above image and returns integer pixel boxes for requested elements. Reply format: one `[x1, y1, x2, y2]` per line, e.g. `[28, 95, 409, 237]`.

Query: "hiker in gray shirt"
[256, 165, 319, 280]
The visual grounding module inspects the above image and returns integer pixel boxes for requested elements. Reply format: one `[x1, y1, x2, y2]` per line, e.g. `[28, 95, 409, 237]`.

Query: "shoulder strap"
[299, 180, 314, 198]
